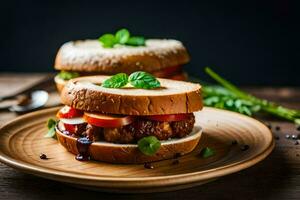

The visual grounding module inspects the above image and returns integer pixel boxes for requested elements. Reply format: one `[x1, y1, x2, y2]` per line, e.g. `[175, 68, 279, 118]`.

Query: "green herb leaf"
[45, 118, 57, 138]
[200, 147, 215, 158]
[204, 67, 300, 124]
[126, 36, 145, 46]
[102, 73, 129, 88]
[138, 136, 161, 156]
[45, 127, 56, 138]
[47, 118, 56, 129]
[115, 28, 130, 44]
[99, 29, 145, 47]
[295, 119, 300, 125]
[57, 71, 79, 80]
[128, 71, 160, 89]
[99, 34, 117, 48]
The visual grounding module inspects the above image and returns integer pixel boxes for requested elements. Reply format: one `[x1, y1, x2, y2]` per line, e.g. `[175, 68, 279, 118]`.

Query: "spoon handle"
[0, 76, 54, 102]
[0, 99, 18, 110]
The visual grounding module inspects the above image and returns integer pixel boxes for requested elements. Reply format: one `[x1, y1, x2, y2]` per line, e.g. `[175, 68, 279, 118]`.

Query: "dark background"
[0, 0, 296, 85]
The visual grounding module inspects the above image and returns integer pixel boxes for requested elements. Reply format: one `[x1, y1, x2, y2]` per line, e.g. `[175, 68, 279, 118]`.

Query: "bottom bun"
[54, 75, 67, 94]
[55, 125, 202, 164]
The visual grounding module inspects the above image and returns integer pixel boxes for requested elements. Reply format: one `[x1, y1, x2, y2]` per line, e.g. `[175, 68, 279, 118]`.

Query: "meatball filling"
[59, 114, 195, 144]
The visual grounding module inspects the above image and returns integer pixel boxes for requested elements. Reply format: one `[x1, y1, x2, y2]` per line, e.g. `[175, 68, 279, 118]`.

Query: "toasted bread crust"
[55, 126, 202, 164]
[54, 39, 190, 73]
[60, 76, 202, 115]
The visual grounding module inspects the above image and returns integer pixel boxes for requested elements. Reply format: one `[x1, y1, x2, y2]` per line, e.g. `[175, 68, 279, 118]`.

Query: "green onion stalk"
[199, 67, 300, 124]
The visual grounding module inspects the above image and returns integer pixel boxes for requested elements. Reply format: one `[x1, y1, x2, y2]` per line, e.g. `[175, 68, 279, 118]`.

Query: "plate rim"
[0, 107, 274, 188]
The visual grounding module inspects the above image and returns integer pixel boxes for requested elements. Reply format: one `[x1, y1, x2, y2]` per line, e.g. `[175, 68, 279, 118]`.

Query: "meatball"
[104, 125, 135, 143]
[62, 114, 196, 144]
[171, 114, 195, 137]
[85, 124, 103, 141]
[101, 114, 195, 143]
[75, 123, 87, 135]
[132, 119, 173, 141]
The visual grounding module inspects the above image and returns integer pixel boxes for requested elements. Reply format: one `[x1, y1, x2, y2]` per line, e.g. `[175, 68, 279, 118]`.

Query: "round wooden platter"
[0, 107, 274, 193]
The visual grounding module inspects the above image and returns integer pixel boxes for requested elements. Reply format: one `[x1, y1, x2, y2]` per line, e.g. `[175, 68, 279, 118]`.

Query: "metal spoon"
[8, 90, 49, 113]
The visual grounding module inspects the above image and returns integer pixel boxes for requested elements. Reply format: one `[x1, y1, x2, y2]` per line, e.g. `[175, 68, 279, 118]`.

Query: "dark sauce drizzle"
[144, 162, 154, 169]
[76, 137, 93, 161]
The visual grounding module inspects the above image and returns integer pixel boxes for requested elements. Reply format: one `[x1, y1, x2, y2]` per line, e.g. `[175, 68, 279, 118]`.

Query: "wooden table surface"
[0, 74, 299, 200]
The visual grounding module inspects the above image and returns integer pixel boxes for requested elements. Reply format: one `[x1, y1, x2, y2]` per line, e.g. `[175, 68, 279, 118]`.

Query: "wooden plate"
[0, 107, 274, 193]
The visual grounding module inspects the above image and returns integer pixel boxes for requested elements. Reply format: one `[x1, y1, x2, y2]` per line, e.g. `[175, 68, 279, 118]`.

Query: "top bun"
[54, 39, 190, 74]
[60, 76, 202, 115]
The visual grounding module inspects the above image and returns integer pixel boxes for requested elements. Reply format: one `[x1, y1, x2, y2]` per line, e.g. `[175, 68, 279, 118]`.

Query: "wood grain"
[0, 107, 273, 192]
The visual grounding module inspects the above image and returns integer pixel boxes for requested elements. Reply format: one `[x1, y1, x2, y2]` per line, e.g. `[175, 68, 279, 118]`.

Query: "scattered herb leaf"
[57, 71, 79, 80]
[99, 29, 145, 48]
[45, 118, 57, 138]
[128, 71, 161, 89]
[115, 28, 130, 44]
[98, 33, 117, 48]
[102, 73, 129, 88]
[138, 136, 161, 156]
[200, 147, 215, 158]
[126, 36, 145, 46]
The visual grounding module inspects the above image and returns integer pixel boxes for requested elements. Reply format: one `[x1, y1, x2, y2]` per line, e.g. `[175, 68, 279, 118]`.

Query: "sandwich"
[54, 29, 190, 93]
[54, 71, 202, 163]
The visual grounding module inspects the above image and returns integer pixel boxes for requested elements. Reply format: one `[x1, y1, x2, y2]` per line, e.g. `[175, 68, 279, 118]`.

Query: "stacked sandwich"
[54, 29, 190, 93]
[55, 73, 202, 163]
[52, 29, 202, 164]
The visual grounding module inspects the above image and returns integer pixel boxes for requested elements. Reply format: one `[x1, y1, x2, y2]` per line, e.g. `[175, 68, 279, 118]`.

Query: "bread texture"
[60, 76, 202, 115]
[55, 125, 202, 164]
[54, 39, 190, 74]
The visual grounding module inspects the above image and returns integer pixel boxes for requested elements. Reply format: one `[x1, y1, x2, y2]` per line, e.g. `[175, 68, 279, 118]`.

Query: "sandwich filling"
[56, 65, 187, 82]
[56, 106, 195, 144]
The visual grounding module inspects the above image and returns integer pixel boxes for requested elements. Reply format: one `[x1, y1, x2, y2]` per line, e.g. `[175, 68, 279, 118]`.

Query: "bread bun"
[60, 76, 202, 115]
[54, 39, 189, 74]
[55, 124, 202, 164]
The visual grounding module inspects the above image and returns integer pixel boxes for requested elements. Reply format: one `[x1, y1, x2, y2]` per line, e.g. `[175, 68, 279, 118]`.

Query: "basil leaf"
[45, 127, 56, 138]
[47, 118, 57, 129]
[98, 29, 145, 47]
[200, 147, 215, 158]
[57, 71, 79, 80]
[102, 73, 129, 88]
[126, 36, 145, 46]
[99, 34, 117, 48]
[115, 29, 130, 44]
[138, 136, 161, 156]
[45, 118, 57, 138]
[128, 71, 160, 89]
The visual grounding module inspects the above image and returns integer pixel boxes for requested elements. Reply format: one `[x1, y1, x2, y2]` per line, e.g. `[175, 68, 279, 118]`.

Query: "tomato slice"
[83, 112, 134, 128]
[63, 123, 76, 134]
[145, 114, 189, 122]
[152, 65, 182, 78]
[60, 118, 85, 134]
[57, 106, 83, 119]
